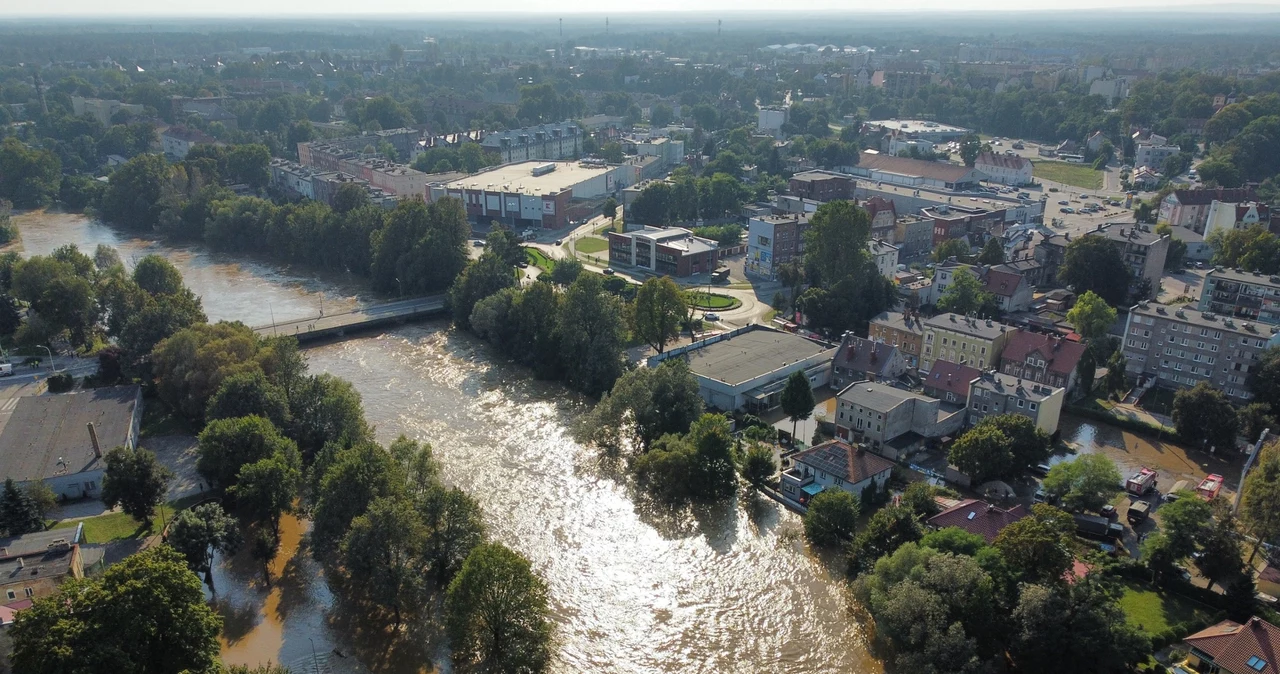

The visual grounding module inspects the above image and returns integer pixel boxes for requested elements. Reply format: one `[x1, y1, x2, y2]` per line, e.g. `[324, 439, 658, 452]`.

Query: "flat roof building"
[608, 226, 719, 277]
[864, 119, 971, 142]
[1198, 267, 1280, 326]
[850, 151, 987, 191]
[431, 160, 631, 230]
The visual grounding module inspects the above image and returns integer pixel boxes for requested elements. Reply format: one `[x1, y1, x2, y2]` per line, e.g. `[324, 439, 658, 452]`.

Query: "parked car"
[1101, 504, 1118, 519]
[0, 362, 11, 377]
[1058, 200, 1070, 205]
[554, 239, 563, 245]
[516, 261, 529, 269]
[603, 268, 615, 275]
[1031, 463, 1052, 477]
[703, 313, 720, 322]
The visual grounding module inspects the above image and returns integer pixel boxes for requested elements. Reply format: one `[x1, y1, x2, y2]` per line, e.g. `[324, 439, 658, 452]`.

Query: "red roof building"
[926, 499, 1026, 543]
[1185, 617, 1280, 674]
[921, 359, 981, 405]
[998, 330, 1086, 394]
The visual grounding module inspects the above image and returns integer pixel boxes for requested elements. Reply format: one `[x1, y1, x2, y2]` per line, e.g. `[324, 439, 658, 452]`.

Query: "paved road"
[253, 295, 447, 337]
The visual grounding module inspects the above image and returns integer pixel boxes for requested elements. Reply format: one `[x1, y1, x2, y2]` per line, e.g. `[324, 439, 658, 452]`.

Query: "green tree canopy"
[196, 414, 300, 490]
[937, 269, 1000, 318]
[1066, 290, 1118, 345]
[993, 504, 1075, 584]
[445, 542, 554, 674]
[1042, 454, 1122, 512]
[780, 370, 816, 444]
[0, 478, 44, 537]
[100, 445, 172, 525]
[1173, 381, 1240, 451]
[167, 502, 242, 590]
[1061, 235, 1131, 307]
[803, 488, 860, 547]
[632, 277, 686, 354]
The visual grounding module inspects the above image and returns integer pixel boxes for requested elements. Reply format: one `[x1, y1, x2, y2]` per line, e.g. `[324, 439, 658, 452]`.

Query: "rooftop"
[444, 160, 615, 196]
[865, 119, 970, 135]
[970, 371, 1061, 402]
[924, 313, 1011, 340]
[1092, 221, 1165, 246]
[834, 334, 900, 377]
[868, 239, 900, 255]
[1170, 187, 1258, 206]
[1000, 330, 1086, 376]
[0, 528, 84, 589]
[837, 380, 934, 413]
[857, 152, 980, 184]
[792, 440, 896, 485]
[1184, 618, 1280, 674]
[1204, 267, 1280, 287]
[683, 327, 834, 387]
[924, 360, 982, 400]
[927, 499, 1026, 543]
[0, 386, 141, 482]
[872, 310, 926, 335]
[1131, 301, 1280, 336]
[982, 268, 1025, 298]
[975, 152, 1030, 171]
[626, 226, 718, 256]
[789, 170, 851, 183]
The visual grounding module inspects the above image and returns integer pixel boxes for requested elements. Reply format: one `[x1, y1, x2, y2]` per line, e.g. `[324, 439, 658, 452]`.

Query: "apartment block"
[788, 170, 854, 202]
[921, 313, 1014, 373]
[966, 371, 1065, 436]
[745, 213, 809, 279]
[869, 310, 927, 369]
[1198, 268, 1280, 326]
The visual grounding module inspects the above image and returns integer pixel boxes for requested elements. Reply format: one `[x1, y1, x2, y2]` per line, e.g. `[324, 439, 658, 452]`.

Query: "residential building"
[432, 160, 630, 229]
[999, 330, 1086, 395]
[161, 126, 215, 159]
[831, 334, 907, 389]
[869, 310, 926, 369]
[1159, 187, 1258, 233]
[608, 226, 718, 277]
[894, 215, 934, 260]
[1089, 78, 1129, 104]
[997, 258, 1049, 289]
[71, 96, 144, 127]
[650, 325, 837, 412]
[1199, 268, 1280, 325]
[1090, 222, 1170, 300]
[779, 440, 895, 507]
[1033, 231, 1071, 286]
[922, 359, 982, 407]
[869, 239, 900, 279]
[634, 137, 685, 167]
[1085, 131, 1107, 153]
[982, 266, 1034, 312]
[788, 171, 854, 202]
[926, 259, 978, 306]
[849, 151, 987, 191]
[0, 529, 85, 604]
[974, 152, 1032, 186]
[966, 371, 1066, 435]
[923, 204, 1006, 246]
[757, 107, 788, 138]
[1184, 617, 1280, 674]
[1134, 142, 1181, 170]
[745, 213, 809, 279]
[926, 499, 1026, 543]
[481, 122, 582, 163]
[864, 196, 898, 241]
[1121, 301, 1278, 403]
[1203, 200, 1272, 240]
[921, 313, 1014, 373]
[834, 380, 965, 459]
[0, 386, 142, 500]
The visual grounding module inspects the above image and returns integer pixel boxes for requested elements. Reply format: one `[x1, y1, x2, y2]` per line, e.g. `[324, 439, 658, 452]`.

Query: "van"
[1164, 480, 1190, 502]
[0, 362, 11, 377]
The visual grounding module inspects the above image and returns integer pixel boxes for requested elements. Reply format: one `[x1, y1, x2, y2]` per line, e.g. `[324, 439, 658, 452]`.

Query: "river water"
[14, 210, 880, 674]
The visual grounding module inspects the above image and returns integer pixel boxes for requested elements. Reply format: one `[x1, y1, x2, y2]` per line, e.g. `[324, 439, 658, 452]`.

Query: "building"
[923, 204, 1006, 246]
[1204, 200, 1272, 240]
[653, 325, 836, 412]
[1183, 617, 1280, 674]
[831, 334, 907, 389]
[1199, 268, 1280, 325]
[71, 96, 144, 127]
[998, 330, 1087, 394]
[834, 381, 965, 458]
[921, 312, 1014, 373]
[757, 107, 788, 138]
[850, 152, 987, 191]
[967, 371, 1066, 435]
[1159, 187, 1258, 233]
[481, 122, 582, 163]
[869, 311, 927, 369]
[1090, 222, 1170, 300]
[0, 528, 85, 604]
[745, 213, 809, 279]
[925, 260, 978, 306]
[1134, 142, 1181, 170]
[855, 183, 1045, 227]
[608, 226, 718, 277]
[634, 137, 685, 168]
[974, 153, 1032, 186]
[894, 215, 935, 260]
[161, 126, 215, 159]
[869, 239, 900, 279]
[863, 119, 970, 143]
[926, 499, 1026, 543]
[982, 266, 1034, 312]
[432, 160, 630, 230]
[922, 359, 982, 406]
[0, 386, 142, 500]
[864, 197, 898, 241]
[779, 440, 895, 508]
[295, 136, 430, 197]
[788, 171, 854, 202]
[1123, 301, 1278, 402]
[1089, 78, 1129, 104]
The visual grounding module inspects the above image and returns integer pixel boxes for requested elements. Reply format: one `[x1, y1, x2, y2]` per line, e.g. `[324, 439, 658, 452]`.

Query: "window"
[982, 404, 989, 412]
[972, 401, 980, 410]
[1247, 656, 1267, 671]
[4, 590, 12, 600]
[23, 588, 32, 597]
[1029, 402, 1038, 411]
[1211, 344, 1219, 352]
[1017, 399, 1025, 408]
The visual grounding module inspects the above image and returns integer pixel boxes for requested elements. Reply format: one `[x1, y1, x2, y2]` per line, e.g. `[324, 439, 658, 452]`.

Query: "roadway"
[253, 295, 448, 338]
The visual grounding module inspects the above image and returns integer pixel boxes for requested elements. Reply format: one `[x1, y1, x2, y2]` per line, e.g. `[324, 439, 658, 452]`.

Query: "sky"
[1, 0, 1279, 17]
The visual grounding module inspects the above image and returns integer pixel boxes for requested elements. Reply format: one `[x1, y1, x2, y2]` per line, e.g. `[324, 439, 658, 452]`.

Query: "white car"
[702, 313, 720, 322]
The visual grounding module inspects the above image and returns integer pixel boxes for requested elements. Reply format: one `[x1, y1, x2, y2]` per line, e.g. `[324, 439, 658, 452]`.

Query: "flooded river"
[15, 210, 880, 674]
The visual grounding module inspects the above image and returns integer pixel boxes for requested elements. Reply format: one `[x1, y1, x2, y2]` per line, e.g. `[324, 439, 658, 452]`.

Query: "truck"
[1196, 474, 1224, 501]
[1127, 500, 1151, 524]
[1125, 467, 1159, 496]
[1074, 513, 1125, 541]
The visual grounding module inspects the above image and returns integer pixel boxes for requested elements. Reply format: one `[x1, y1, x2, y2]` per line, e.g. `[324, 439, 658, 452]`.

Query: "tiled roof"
[864, 196, 897, 217]
[976, 152, 1030, 171]
[927, 499, 1026, 543]
[871, 311, 926, 335]
[834, 335, 900, 378]
[924, 360, 981, 400]
[982, 268, 1025, 298]
[857, 151, 980, 183]
[999, 330, 1085, 376]
[1185, 618, 1280, 674]
[1171, 187, 1257, 206]
[793, 440, 895, 484]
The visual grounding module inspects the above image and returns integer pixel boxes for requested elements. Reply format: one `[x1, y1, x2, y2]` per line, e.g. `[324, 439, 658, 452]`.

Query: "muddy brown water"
[19, 210, 881, 673]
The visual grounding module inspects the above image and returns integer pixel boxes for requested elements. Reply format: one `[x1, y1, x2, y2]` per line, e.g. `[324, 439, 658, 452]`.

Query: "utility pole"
[606, 17, 609, 35]
[718, 19, 722, 37]
[1234, 428, 1271, 515]
[559, 18, 563, 38]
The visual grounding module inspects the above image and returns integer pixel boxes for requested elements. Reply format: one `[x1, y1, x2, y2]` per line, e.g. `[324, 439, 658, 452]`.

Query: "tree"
[977, 238, 1004, 265]
[1101, 350, 1129, 400]
[549, 257, 583, 285]
[0, 137, 61, 208]
[10, 546, 222, 674]
[741, 444, 776, 488]
[197, 415, 300, 490]
[167, 502, 242, 591]
[959, 134, 983, 167]
[1157, 223, 1188, 270]
[902, 482, 947, 519]
[1066, 290, 1118, 345]
[558, 274, 626, 396]
[312, 442, 405, 557]
[1241, 445, 1280, 563]
[587, 359, 704, 451]
[933, 238, 971, 263]
[921, 527, 988, 556]
[1225, 572, 1259, 622]
[100, 152, 173, 231]
[231, 454, 299, 536]
[1042, 453, 1122, 512]
[1196, 512, 1245, 589]
[250, 526, 280, 588]
[804, 489, 860, 547]
[949, 423, 1016, 483]
[1249, 347, 1280, 412]
[937, 269, 999, 317]
[0, 478, 44, 536]
[994, 504, 1076, 583]
[485, 227, 526, 267]
[1240, 403, 1277, 446]
[1010, 580, 1150, 674]
[100, 446, 172, 525]
[151, 322, 272, 422]
[206, 370, 290, 429]
[341, 496, 427, 627]
[288, 373, 371, 461]
[632, 277, 685, 354]
[451, 252, 518, 331]
[445, 542, 553, 674]
[1061, 236, 1131, 307]
[804, 200, 871, 286]
[11, 254, 99, 347]
[848, 505, 922, 575]
[418, 484, 486, 583]
[780, 371, 815, 445]
[132, 254, 184, 296]
[22, 481, 57, 520]
[1174, 382, 1240, 452]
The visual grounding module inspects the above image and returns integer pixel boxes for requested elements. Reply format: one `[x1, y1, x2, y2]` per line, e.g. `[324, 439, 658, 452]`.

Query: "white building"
[779, 440, 896, 508]
[757, 107, 789, 139]
[1135, 143, 1181, 171]
[161, 127, 216, 159]
[1204, 200, 1271, 241]
[868, 239, 900, 280]
[746, 213, 808, 279]
[1089, 78, 1129, 104]
[966, 371, 1066, 436]
[975, 152, 1033, 186]
[635, 137, 685, 167]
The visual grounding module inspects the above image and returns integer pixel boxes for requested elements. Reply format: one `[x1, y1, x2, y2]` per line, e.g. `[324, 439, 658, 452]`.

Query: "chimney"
[87, 423, 102, 459]
[16, 557, 23, 569]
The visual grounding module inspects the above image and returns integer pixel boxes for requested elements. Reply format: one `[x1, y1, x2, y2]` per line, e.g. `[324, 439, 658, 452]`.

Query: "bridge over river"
[253, 295, 448, 344]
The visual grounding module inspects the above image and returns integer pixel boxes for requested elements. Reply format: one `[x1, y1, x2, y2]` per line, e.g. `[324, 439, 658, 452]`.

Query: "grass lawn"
[1118, 581, 1215, 637]
[686, 291, 742, 310]
[526, 248, 556, 274]
[52, 494, 205, 544]
[1032, 161, 1104, 191]
[575, 236, 609, 254]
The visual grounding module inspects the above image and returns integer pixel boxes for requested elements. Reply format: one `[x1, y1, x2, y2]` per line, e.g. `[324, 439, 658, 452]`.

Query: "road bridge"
[253, 295, 448, 344]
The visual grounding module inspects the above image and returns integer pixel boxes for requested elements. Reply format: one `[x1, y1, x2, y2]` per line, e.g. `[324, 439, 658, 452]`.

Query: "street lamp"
[309, 637, 321, 674]
[38, 345, 55, 378]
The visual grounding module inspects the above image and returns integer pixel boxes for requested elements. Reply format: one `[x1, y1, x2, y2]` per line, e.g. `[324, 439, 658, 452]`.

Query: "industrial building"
[849, 151, 986, 191]
[863, 119, 971, 142]
[430, 160, 631, 230]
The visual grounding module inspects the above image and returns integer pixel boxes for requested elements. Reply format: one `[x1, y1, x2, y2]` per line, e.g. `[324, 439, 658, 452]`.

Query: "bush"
[47, 373, 75, 393]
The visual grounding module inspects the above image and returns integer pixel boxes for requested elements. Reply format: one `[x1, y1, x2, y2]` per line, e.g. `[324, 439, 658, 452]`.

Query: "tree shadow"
[323, 584, 445, 673]
[215, 597, 263, 645]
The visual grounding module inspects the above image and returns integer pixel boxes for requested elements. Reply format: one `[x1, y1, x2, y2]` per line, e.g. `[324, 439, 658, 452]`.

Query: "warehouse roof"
[0, 386, 141, 482]
[684, 327, 834, 387]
